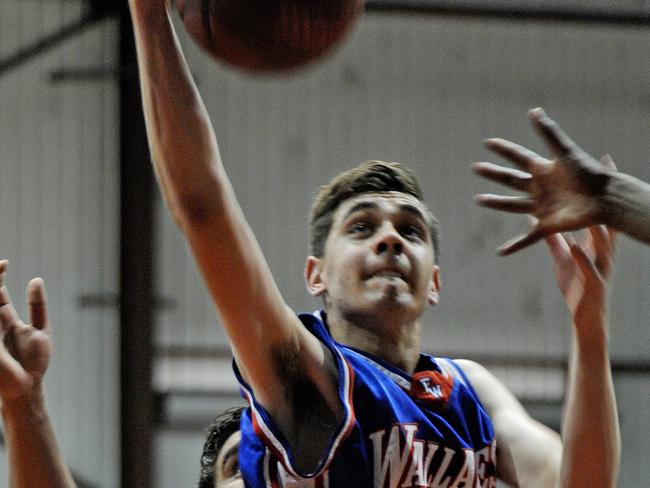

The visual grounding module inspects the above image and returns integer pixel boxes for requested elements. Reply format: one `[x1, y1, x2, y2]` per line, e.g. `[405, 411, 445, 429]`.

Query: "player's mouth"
[365, 268, 408, 282]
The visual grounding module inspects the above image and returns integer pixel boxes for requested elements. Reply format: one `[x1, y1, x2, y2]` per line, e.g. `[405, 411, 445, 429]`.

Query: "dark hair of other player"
[198, 407, 245, 488]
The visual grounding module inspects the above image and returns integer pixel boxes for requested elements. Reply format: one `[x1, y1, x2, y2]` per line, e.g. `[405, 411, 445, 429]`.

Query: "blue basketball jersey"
[234, 312, 497, 488]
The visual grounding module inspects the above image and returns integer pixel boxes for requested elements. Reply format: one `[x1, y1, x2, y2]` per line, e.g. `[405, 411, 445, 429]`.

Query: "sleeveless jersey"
[233, 312, 497, 488]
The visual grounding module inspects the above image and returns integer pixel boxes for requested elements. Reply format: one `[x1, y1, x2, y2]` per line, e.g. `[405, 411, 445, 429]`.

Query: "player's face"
[214, 430, 244, 488]
[307, 192, 440, 321]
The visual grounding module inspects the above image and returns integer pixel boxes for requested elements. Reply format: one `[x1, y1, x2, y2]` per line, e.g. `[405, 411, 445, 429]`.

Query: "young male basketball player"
[128, 1, 621, 486]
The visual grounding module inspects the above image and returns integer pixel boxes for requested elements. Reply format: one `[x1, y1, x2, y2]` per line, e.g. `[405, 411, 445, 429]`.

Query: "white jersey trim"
[238, 329, 356, 479]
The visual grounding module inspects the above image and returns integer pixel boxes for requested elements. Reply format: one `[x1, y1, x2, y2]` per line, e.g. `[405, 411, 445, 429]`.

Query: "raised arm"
[473, 107, 650, 255]
[460, 225, 620, 487]
[0, 261, 76, 488]
[126, 0, 341, 457]
[544, 226, 620, 486]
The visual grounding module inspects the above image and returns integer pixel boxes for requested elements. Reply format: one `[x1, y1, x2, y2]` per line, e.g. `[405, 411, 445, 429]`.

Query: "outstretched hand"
[544, 226, 615, 337]
[473, 108, 615, 255]
[0, 260, 52, 404]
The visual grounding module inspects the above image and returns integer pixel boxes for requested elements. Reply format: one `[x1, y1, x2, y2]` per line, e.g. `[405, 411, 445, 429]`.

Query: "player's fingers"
[497, 228, 545, 256]
[588, 225, 613, 277]
[544, 234, 564, 274]
[0, 260, 7, 286]
[600, 154, 618, 171]
[474, 194, 536, 214]
[579, 228, 596, 262]
[589, 224, 611, 252]
[543, 233, 574, 294]
[0, 260, 10, 307]
[562, 232, 579, 252]
[27, 278, 49, 332]
[0, 300, 21, 333]
[0, 262, 20, 333]
[544, 232, 571, 264]
[528, 108, 576, 158]
[607, 226, 618, 252]
[471, 162, 532, 192]
[483, 138, 547, 173]
[568, 240, 600, 284]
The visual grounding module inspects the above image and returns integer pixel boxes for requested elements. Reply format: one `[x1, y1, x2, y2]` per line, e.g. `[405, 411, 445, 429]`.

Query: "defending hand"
[473, 108, 615, 255]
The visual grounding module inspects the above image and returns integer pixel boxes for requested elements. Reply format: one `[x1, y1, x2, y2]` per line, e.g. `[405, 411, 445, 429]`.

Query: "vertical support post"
[119, 3, 155, 487]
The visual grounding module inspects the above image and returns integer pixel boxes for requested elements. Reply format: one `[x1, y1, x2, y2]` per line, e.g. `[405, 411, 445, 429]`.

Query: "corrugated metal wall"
[158, 13, 650, 358]
[1, 2, 649, 487]
[155, 12, 650, 488]
[369, 0, 650, 17]
[0, 1, 120, 486]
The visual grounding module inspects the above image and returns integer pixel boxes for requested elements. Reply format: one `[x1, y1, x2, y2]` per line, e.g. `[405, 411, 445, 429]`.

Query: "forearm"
[126, 3, 330, 418]
[2, 391, 76, 488]
[560, 331, 620, 487]
[602, 171, 650, 244]
[128, 1, 228, 222]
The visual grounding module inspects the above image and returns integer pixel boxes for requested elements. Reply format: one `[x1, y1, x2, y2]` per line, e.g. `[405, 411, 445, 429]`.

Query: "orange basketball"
[175, 0, 364, 73]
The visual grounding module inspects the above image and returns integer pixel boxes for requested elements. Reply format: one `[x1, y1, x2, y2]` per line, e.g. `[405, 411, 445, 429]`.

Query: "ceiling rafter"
[0, 0, 118, 77]
[2, 0, 647, 78]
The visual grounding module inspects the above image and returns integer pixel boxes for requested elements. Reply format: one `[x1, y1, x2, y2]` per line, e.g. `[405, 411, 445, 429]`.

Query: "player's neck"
[326, 308, 421, 373]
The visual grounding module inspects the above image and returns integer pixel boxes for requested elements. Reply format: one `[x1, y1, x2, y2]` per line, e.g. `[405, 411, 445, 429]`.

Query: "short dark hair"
[309, 161, 439, 262]
[198, 407, 245, 488]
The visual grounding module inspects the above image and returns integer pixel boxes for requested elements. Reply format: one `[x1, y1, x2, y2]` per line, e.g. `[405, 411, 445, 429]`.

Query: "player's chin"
[366, 286, 417, 310]
[372, 281, 413, 301]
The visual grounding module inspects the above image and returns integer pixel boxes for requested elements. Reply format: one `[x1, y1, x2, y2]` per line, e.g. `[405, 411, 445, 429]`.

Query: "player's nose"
[375, 225, 403, 255]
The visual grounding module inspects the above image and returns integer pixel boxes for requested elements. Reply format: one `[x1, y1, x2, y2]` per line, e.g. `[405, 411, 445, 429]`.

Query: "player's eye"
[221, 451, 240, 479]
[349, 222, 371, 235]
[401, 224, 423, 240]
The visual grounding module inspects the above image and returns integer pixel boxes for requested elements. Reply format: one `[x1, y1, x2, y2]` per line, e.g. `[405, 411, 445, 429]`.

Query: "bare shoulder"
[454, 358, 488, 381]
[454, 359, 525, 414]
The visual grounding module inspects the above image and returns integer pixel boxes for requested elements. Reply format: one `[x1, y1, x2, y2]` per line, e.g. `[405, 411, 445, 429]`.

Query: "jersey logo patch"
[410, 371, 454, 406]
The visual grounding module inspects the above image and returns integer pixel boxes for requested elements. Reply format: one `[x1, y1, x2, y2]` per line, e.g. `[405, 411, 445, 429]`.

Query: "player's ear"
[428, 265, 441, 306]
[305, 256, 327, 297]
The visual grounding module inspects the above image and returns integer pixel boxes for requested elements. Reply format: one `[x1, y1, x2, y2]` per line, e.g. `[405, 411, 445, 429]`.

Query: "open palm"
[474, 108, 615, 255]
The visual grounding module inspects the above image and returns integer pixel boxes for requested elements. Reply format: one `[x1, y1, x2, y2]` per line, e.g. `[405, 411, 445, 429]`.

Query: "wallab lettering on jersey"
[369, 424, 497, 488]
[269, 424, 497, 488]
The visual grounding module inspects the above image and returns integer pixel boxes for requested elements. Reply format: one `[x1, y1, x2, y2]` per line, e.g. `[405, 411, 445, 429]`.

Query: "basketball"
[175, 0, 364, 73]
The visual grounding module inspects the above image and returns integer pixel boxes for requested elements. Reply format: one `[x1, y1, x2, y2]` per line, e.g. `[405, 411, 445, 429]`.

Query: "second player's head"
[198, 407, 245, 488]
[306, 161, 441, 326]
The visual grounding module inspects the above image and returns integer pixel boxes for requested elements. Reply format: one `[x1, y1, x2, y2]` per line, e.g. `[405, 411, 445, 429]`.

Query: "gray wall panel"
[158, 14, 650, 356]
[616, 374, 650, 486]
[0, 0, 85, 59]
[0, 1, 120, 485]
[369, 0, 650, 16]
